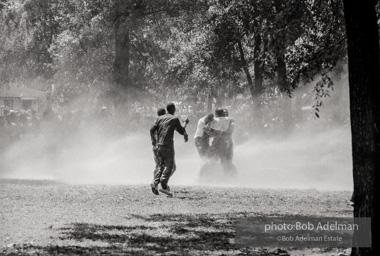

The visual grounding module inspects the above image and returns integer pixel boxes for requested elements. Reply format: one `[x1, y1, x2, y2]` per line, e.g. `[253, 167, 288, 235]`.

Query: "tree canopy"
[0, 0, 348, 130]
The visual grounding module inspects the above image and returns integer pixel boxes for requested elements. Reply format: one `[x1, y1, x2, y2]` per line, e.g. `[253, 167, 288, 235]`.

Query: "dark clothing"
[150, 114, 186, 146]
[153, 147, 160, 170]
[152, 117, 162, 184]
[152, 117, 160, 168]
[153, 147, 163, 186]
[195, 135, 210, 157]
[152, 119, 163, 186]
[150, 113, 186, 189]
[155, 145, 175, 189]
[152, 146, 176, 186]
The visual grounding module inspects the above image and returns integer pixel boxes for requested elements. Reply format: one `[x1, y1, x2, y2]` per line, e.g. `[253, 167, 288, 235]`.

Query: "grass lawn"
[0, 179, 353, 255]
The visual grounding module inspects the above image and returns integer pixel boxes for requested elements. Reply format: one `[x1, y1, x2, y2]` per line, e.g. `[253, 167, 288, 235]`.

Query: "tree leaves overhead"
[0, 0, 346, 110]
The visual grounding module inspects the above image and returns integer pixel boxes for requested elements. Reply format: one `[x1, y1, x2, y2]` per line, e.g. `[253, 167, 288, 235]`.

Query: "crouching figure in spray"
[150, 103, 189, 197]
[194, 113, 214, 158]
[200, 107, 237, 178]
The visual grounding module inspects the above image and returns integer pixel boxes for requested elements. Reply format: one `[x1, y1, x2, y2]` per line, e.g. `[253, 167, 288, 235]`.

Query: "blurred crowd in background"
[0, 87, 348, 156]
[0, 97, 256, 154]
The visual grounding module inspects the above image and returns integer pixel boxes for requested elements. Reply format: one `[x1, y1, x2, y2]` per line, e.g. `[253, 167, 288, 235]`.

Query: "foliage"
[0, 0, 348, 126]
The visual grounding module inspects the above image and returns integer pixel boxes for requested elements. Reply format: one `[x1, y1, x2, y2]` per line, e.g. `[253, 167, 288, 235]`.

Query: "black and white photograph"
[0, 0, 379, 255]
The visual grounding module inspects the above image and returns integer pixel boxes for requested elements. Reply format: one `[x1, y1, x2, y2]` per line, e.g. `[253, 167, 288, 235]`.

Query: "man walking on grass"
[151, 107, 166, 188]
[150, 103, 189, 197]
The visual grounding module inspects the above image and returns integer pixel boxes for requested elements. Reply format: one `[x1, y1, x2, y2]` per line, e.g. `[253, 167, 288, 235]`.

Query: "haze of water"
[0, 78, 352, 191]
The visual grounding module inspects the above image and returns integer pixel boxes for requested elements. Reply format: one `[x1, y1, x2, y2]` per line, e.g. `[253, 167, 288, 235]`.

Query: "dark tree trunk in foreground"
[343, 1, 380, 255]
[253, 33, 263, 97]
[207, 92, 213, 113]
[114, 18, 130, 93]
[276, 54, 293, 130]
[253, 32, 264, 129]
[237, 39, 254, 95]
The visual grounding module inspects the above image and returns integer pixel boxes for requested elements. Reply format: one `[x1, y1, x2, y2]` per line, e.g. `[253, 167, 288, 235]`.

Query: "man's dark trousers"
[154, 145, 175, 189]
[152, 147, 162, 186]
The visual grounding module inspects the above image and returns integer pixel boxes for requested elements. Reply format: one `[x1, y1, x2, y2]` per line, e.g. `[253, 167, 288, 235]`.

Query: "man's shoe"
[150, 183, 159, 195]
[159, 187, 173, 198]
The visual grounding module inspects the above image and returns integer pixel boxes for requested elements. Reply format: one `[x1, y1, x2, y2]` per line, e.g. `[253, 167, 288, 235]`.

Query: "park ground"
[0, 179, 353, 256]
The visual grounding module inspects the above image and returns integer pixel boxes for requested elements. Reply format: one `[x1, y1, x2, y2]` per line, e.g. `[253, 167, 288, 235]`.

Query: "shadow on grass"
[1, 213, 274, 256]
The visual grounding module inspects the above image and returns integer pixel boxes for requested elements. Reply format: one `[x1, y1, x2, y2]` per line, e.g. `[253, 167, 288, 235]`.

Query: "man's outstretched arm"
[203, 126, 222, 137]
[182, 117, 189, 129]
[175, 118, 189, 142]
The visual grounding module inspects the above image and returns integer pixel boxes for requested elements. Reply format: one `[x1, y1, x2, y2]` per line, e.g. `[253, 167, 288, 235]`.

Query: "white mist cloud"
[0, 73, 352, 191]
[231, 125, 352, 190]
[1, 121, 352, 191]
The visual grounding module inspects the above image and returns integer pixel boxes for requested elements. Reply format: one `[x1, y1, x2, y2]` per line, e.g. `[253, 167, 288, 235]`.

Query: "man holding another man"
[196, 107, 237, 176]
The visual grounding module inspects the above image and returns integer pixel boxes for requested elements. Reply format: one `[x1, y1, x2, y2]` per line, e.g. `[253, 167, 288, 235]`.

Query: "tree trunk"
[294, 85, 305, 125]
[237, 39, 254, 95]
[253, 32, 264, 129]
[207, 92, 213, 113]
[215, 87, 223, 108]
[253, 33, 263, 96]
[343, 1, 380, 255]
[276, 54, 293, 130]
[113, 18, 130, 93]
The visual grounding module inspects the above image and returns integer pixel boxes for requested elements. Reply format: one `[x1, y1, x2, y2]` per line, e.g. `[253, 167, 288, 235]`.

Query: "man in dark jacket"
[150, 103, 189, 197]
[151, 107, 166, 193]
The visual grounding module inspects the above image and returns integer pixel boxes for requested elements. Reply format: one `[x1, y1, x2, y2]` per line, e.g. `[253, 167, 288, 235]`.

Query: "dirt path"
[0, 179, 353, 255]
